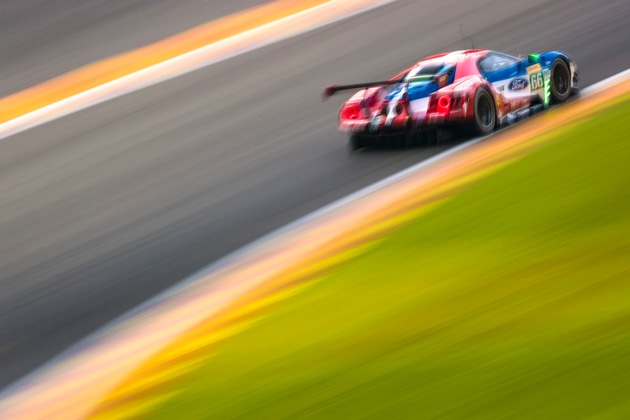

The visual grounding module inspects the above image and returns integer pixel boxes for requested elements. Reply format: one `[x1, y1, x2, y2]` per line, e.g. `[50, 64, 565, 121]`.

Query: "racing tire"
[472, 88, 496, 135]
[550, 59, 571, 103]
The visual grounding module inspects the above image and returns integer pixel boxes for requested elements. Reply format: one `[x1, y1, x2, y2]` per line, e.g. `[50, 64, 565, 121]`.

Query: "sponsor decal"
[437, 73, 448, 87]
[508, 78, 529, 91]
[526, 63, 542, 74]
[496, 85, 505, 92]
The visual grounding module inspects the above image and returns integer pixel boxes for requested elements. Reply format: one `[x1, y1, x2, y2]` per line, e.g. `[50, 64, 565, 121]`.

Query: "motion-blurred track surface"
[1, 0, 629, 389]
[0, 0, 267, 96]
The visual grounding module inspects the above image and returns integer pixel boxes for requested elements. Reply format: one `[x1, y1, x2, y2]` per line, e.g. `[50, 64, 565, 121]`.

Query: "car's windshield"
[477, 52, 519, 73]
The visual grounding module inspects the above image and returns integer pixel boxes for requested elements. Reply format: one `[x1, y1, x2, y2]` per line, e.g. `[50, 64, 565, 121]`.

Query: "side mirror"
[528, 53, 540, 63]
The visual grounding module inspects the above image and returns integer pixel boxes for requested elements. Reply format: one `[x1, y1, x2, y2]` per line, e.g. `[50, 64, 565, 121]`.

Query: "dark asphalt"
[0, 0, 267, 96]
[1, 0, 629, 390]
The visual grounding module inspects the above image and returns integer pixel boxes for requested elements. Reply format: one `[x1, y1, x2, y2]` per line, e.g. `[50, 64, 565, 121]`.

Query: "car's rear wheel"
[550, 59, 571, 103]
[472, 88, 495, 135]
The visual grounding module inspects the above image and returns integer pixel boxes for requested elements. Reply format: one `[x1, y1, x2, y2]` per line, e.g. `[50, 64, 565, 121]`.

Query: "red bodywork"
[336, 50, 507, 133]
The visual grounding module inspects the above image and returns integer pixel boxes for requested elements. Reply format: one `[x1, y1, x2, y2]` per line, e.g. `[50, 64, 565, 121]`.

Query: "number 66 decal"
[530, 72, 543, 90]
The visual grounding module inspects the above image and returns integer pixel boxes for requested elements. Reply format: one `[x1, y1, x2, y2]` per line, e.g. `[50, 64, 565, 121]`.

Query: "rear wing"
[322, 79, 404, 99]
[322, 70, 452, 100]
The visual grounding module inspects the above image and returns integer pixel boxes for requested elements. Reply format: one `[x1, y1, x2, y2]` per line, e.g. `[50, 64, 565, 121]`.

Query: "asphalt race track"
[0, 0, 267, 96]
[1, 0, 629, 389]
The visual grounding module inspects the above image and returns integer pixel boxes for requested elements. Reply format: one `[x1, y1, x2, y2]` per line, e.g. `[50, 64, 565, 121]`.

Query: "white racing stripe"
[0, 0, 396, 141]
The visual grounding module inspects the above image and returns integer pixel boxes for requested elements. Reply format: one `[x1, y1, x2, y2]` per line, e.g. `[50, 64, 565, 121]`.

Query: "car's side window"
[478, 53, 519, 74]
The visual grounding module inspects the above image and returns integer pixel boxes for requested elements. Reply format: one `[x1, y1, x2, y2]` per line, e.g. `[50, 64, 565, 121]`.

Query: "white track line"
[0, 0, 395, 141]
[582, 69, 630, 93]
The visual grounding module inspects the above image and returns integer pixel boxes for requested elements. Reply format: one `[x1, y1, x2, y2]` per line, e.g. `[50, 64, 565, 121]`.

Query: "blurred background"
[1, 0, 629, 410]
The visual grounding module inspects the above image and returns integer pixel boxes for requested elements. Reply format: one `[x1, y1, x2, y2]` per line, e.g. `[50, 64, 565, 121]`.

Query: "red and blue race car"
[324, 49, 578, 150]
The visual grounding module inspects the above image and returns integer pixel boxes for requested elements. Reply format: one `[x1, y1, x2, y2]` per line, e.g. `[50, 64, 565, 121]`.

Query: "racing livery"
[323, 50, 578, 149]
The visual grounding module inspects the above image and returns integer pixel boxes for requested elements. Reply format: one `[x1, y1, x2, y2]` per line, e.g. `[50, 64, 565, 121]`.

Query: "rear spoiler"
[322, 79, 404, 99]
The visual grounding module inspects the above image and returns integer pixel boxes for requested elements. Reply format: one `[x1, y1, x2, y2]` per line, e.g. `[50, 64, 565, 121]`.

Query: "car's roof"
[418, 49, 489, 65]
[389, 50, 491, 83]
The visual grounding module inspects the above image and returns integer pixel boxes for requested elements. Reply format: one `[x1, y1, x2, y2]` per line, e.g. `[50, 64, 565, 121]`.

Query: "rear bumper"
[339, 114, 471, 134]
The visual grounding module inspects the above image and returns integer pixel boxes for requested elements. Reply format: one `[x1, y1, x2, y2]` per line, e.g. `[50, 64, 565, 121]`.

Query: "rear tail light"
[341, 103, 361, 120]
[437, 95, 451, 113]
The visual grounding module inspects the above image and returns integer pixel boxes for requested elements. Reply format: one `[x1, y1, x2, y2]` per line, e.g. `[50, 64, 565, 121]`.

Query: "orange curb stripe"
[0, 0, 332, 124]
[90, 80, 630, 417]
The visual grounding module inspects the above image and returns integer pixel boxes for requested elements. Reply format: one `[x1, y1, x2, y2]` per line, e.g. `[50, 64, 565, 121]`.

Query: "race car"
[323, 49, 578, 150]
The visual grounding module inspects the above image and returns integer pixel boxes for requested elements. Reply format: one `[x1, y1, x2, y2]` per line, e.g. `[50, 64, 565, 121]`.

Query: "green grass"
[152, 100, 630, 419]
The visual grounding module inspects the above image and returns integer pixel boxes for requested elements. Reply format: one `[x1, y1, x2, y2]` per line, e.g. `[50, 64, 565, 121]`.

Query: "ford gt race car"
[323, 49, 578, 150]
